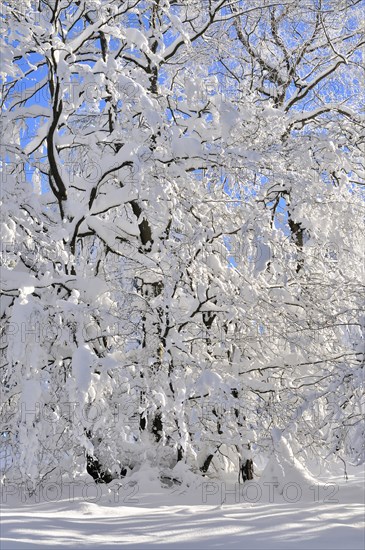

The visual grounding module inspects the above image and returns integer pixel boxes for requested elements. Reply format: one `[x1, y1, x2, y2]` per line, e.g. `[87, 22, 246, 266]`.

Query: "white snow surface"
[1, 463, 364, 549]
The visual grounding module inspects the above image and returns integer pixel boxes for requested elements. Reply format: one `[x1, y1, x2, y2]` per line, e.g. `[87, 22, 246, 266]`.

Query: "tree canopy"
[1, 0, 364, 487]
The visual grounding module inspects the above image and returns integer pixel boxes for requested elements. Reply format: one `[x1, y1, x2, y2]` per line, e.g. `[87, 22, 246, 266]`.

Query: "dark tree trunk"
[201, 454, 214, 474]
[86, 454, 114, 484]
[239, 458, 254, 483]
[177, 445, 184, 462]
[152, 411, 163, 442]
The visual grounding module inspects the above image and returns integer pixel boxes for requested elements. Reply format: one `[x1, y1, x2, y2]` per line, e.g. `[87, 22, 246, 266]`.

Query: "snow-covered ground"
[1, 463, 364, 549]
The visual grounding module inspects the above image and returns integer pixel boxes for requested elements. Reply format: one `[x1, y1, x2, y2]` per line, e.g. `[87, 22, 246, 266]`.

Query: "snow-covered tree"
[1, 0, 364, 488]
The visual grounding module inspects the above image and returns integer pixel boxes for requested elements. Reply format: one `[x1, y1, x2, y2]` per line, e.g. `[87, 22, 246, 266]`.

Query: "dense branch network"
[0, 0, 364, 487]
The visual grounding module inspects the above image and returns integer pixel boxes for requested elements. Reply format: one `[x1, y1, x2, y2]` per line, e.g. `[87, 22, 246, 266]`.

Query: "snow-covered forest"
[0, 0, 364, 547]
